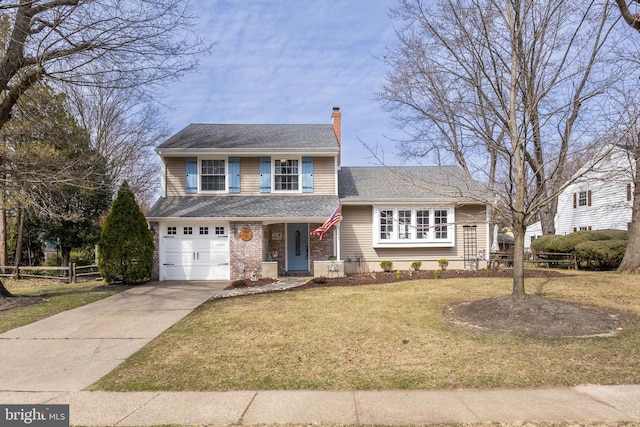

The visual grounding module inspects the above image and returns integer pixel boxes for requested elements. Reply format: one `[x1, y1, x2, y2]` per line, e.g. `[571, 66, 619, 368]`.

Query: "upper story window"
[201, 159, 226, 192]
[186, 157, 240, 194]
[578, 191, 588, 207]
[374, 207, 454, 247]
[573, 189, 591, 208]
[274, 159, 299, 191]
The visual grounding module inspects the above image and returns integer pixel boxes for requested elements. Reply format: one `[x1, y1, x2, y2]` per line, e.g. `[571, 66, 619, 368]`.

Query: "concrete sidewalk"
[0, 385, 639, 426]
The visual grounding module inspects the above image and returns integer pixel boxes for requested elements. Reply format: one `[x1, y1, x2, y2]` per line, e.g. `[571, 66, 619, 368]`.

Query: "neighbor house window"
[274, 159, 299, 191]
[578, 191, 588, 207]
[374, 207, 454, 247]
[201, 159, 226, 191]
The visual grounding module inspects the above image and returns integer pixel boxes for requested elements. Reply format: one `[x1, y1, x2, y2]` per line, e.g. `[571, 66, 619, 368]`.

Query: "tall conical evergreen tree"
[98, 181, 154, 284]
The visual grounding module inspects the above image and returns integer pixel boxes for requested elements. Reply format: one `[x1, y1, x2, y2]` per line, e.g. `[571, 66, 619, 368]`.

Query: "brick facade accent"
[229, 221, 263, 280]
[264, 224, 286, 276]
[309, 222, 335, 268]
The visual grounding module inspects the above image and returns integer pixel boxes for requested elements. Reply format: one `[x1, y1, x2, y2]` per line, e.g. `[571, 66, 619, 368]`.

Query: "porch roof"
[146, 195, 340, 222]
[338, 166, 488, 204]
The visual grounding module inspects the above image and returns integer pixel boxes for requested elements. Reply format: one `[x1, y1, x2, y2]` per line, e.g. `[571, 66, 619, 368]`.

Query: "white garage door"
[161, 224, 230, 280]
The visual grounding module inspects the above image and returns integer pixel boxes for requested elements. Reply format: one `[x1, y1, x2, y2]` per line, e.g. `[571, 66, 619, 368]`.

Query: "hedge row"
[530, 229, 627, 270]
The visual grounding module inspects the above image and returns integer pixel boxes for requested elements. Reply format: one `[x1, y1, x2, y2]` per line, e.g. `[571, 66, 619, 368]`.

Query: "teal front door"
[287, 223, 309, 271]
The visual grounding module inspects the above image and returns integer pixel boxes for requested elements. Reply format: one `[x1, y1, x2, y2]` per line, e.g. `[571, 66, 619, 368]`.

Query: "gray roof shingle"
[147, 195, 340, 220]
[338, 166, 487, 203]
[157, 124, 339, 151]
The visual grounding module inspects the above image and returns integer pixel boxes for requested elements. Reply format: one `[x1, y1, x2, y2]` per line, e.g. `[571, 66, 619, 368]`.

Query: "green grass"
[0, 279, 125, 333]
[92, 272, 640, 391]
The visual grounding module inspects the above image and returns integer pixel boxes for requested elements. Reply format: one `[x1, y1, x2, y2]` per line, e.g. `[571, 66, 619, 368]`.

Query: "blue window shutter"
[228, 157, 240, 193]
[260, 157, 271, 193]
[302, 157, 314, 193]
[186, 157, 197, 194]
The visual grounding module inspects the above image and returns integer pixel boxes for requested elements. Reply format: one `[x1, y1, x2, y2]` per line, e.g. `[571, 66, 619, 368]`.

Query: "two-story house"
[525, 144, 635, 248]
[146, 108, 489, 281]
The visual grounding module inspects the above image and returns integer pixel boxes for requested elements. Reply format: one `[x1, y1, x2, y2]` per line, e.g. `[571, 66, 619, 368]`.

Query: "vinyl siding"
[555, 148, 633, 234]
[164, 156, 336, 196]
[340, 204, 487, 271]
[166, 157, 186, 196]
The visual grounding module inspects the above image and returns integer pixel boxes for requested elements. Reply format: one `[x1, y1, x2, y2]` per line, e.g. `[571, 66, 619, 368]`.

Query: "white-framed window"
[199, 227, 209, 235]
[416, 210, 429, 239]
[578, 191, 588, 207]
[380, 209, 394, 240]
[273, 158, 300, 191]
[373, 207, 455, 247]
[398, 209, 411, 239]
[183, 226, 193, 235]
[167, 226, 177, 235]
[215, 226, 226, 236]
[200, 159, 226, 192]
[434, 209, 448, 239]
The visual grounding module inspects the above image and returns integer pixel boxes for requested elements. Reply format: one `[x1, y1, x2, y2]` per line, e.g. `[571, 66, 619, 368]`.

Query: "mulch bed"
[445, 294, 626, 338]
[291, 268, 568, 290]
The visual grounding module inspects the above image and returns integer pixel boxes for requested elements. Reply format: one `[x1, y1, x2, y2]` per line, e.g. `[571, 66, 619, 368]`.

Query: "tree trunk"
[0, 279, 12, 297]
[512, 218, 527, 296]
[617, 151, 640, 273]
[13, 208, 24, 269]
[0, 179, 6, 274]
[539, 198, 557, 235]
[61, 246, 72, 277]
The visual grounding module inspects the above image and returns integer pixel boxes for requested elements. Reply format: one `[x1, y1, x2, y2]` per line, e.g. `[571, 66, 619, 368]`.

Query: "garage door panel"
[161, 224, 230, 281]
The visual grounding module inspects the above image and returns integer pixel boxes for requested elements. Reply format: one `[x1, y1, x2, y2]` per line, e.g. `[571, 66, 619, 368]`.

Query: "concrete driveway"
[0, 281, 227, 392]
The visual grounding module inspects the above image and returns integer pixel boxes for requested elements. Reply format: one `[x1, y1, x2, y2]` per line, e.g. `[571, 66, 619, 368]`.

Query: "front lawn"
[92, 272, 640, 391]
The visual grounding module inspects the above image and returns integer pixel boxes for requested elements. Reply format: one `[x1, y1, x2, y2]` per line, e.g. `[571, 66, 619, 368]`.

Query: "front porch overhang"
[146, 195, 339, 223]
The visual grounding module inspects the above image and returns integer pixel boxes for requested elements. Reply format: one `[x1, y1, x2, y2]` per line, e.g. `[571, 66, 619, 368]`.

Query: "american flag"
[310, 205, 341, 240]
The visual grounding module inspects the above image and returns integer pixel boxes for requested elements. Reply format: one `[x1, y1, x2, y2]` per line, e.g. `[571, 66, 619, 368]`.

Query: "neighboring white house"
[525, 144, 635, 249]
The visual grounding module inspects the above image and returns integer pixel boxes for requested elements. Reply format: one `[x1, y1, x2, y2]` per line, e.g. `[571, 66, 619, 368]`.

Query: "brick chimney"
[331, 106, 341, 165]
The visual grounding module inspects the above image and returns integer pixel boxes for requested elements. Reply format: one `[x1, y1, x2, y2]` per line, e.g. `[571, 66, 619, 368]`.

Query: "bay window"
[374, 207, 454, 247]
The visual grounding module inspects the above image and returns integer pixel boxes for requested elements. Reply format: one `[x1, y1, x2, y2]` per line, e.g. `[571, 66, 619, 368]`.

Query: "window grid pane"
[201, 159, 226, 191]
[434, 210, 448, 239]
[380, 210, 394, 240]
[416, 210, 429, 239]
[578, 191, 587, 207]
[398, 210, 411, 239]
[274, 160, 299, 190]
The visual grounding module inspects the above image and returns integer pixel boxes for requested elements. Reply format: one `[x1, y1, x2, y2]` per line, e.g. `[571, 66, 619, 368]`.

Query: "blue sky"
[160, 0, 407, 166]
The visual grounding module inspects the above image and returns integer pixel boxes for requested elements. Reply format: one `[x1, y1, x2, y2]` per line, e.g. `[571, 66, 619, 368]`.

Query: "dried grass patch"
[93, 272, 640, 391]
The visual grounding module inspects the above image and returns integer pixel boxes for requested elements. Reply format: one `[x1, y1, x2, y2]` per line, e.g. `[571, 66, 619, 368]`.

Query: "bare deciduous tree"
[613, 0, 640, 274]
[0, 1, 205, 130]
[64, 84, 169, 209]
[380, 0, 634, 295]
[0, 0, 207, 294]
